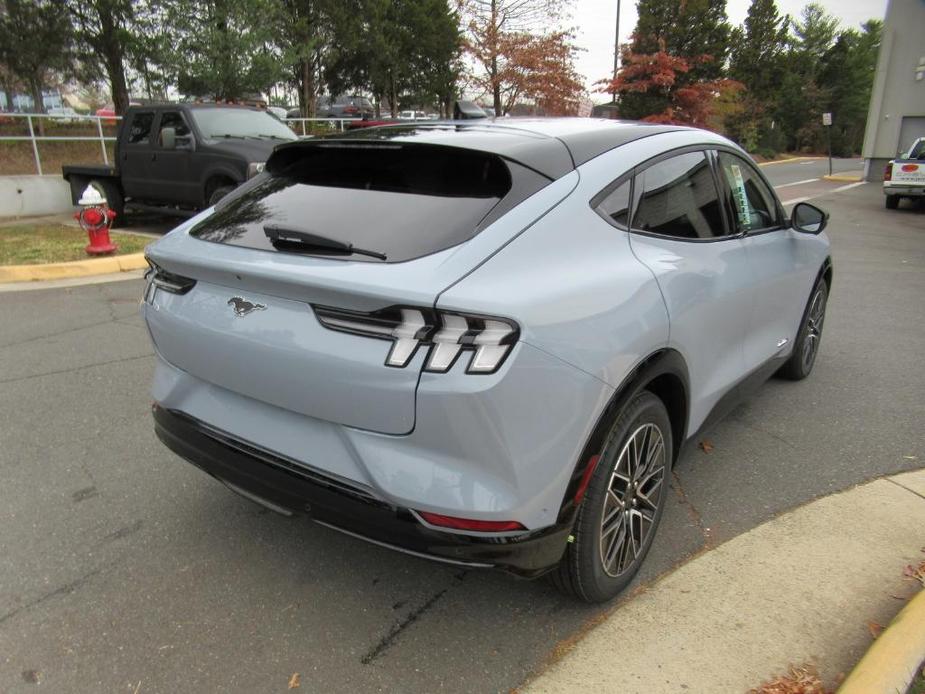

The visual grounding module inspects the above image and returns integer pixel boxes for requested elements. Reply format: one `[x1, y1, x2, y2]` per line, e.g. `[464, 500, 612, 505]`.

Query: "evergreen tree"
[0, 0, 73, 117]
[621, 0, 731, 119]
[728, 0, 789, 152]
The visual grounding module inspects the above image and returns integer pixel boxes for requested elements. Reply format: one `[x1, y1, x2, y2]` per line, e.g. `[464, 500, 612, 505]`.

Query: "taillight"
[884, 164, 892, 181]
[143, 259, 196, 302]
[417, 511, 525, 532]
[343, 106, 358, 114]
[312, 305, 519, 374]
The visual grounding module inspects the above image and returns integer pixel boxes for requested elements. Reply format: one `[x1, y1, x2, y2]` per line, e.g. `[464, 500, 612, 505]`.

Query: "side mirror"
[791, 202, 829, 234]
[161, 126, 176, 150]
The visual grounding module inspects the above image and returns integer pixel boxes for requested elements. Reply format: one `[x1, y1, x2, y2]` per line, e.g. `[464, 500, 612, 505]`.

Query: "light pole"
[612, 0, 622, 104]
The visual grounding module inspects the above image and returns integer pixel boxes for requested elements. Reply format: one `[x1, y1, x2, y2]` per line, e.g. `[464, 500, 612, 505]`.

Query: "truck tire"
[207, 185, 235, 207]
[885, 195, 899, 210]
[90, 179, 126, 228]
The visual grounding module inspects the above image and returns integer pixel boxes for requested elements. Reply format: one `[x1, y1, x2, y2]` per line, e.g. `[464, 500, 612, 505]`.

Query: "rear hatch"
[144, 136, 569, 434]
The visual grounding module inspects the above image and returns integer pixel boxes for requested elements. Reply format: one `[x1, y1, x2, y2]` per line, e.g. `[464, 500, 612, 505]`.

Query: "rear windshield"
[189, 142, 531, 262]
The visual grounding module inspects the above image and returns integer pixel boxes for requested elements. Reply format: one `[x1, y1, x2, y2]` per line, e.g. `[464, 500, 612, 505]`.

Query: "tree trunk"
[490, 0, 501, 116]
[388, 71, 397, 118]
[94, 5, 130, 114]
[29, 77, 45, 136]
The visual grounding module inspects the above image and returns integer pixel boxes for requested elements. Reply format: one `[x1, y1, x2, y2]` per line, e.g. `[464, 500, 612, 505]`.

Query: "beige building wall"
[861, 0, 925, 180]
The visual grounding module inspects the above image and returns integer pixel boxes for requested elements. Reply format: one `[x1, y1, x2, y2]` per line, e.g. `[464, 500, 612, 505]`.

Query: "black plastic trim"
[153, 406, 571, 577]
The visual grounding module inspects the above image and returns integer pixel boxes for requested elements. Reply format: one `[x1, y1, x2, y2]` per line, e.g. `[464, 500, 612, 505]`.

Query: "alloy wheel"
[801, 288, 826, 373]
[599, 423, 666, 578]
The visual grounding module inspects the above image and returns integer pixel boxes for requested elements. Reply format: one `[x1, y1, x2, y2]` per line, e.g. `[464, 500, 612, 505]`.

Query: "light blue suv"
[143, 119, 831, 602]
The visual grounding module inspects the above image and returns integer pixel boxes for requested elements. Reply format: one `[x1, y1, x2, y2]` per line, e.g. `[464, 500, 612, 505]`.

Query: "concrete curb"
[757, 156, 825, 167]
[823, 174, 864, 182]
[838, 586, 925, 694]
[0, 252, 147, 283]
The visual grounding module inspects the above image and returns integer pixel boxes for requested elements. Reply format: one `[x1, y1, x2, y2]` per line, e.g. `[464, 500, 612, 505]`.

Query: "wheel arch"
[556, 348, 690, 524]
[202, 169, 240, 206]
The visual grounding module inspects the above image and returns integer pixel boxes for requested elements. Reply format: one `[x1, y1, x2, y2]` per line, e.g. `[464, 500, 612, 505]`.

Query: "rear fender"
[556, 349, 690, 523]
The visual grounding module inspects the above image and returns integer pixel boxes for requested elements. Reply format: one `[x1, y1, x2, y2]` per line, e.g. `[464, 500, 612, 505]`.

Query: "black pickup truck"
[63, 103, 298, 225]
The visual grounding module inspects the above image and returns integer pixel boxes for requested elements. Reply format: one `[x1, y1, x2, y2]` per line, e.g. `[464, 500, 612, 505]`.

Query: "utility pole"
[611, 0, 621, 104]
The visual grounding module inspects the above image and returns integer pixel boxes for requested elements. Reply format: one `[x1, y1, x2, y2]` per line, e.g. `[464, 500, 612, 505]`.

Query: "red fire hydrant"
[75, 184, 117, 255]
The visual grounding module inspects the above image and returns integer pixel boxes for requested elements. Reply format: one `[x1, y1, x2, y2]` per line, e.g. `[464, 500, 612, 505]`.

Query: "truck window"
[128, 112, 154, 144]
[157, 111, 191, 147]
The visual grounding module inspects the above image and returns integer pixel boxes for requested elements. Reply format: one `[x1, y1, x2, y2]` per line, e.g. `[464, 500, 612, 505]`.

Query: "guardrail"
[0, 113, 118, 176]
[0, 112, 361, 176]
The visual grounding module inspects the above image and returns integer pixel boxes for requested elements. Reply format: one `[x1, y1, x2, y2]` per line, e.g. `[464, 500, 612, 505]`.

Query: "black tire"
[89, 179, 125, 228]
[777, 279, 828, 381]
[885, 195, 899, 209]
[207, 184, 234, 207]
[551, 391, 672, 603]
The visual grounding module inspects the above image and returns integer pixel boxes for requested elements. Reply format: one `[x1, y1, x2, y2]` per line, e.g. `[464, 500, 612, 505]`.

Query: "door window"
[632, 151, 727, 239]
[157, 111, 191, 147]
[127, 112, 154, 144]
[717, 151, 780, 233]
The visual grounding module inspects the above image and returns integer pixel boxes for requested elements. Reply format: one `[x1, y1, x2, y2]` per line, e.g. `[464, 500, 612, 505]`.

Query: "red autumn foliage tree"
[598, 40, 742, 129]
[463, 0, 584, 116]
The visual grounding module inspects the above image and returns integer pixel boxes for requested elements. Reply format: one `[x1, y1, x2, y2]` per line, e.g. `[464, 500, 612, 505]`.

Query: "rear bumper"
[884, 184, 925, 197]
[153, 405, 572, 577]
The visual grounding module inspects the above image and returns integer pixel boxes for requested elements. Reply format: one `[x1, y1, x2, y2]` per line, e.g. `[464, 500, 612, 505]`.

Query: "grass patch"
[0, 223, 150, 265]
[910, 663, 925, 694]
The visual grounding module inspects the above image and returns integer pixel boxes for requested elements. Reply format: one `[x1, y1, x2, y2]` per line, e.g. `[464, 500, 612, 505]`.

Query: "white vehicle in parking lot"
[884, 137, 925, 209]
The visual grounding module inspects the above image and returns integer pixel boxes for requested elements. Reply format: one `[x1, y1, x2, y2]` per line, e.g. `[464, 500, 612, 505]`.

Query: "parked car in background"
[48, 106, 79, 123]
[397, 110, 428, 120]
[267, 106, 288, 121]
[884, 136, 925, 209]
[287, 95, 374, 120]
[143, 117, 832, 603]
[63, 102, 297, 224]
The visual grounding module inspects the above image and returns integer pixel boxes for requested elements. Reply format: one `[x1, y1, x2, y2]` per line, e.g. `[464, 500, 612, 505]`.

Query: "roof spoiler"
[454, 100, 488, 120]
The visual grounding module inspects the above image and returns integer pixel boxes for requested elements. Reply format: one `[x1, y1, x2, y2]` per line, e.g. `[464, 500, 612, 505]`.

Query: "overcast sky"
[572, 0, 889, 102]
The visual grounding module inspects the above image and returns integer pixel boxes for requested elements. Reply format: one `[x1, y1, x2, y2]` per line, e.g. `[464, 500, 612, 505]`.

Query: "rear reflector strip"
[417, 511, 526, 533]
[573, 454, 601, 504]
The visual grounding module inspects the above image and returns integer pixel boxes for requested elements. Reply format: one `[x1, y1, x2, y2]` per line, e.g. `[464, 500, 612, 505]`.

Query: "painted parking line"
[781, 181, 867, 206]
[774, 178, 820, 189]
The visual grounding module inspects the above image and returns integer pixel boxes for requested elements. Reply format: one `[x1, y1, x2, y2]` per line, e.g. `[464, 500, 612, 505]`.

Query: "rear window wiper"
[263, 224, 387, 260]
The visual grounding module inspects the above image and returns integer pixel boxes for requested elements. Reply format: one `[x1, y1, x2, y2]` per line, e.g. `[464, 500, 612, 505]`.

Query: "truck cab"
[63, 103, 298, 223]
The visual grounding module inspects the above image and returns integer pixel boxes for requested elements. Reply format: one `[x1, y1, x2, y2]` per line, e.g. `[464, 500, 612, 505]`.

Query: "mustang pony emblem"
[228, 297, 267, 317]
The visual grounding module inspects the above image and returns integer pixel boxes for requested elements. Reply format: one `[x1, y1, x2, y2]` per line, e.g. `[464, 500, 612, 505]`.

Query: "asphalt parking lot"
[0, 174, 923, 693]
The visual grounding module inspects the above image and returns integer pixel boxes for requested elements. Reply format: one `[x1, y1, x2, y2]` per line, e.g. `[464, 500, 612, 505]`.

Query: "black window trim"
[713, 145, 788, 236]
[590, 143, 740, 243]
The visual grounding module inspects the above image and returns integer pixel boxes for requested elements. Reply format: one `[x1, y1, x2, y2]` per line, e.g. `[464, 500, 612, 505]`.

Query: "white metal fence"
[0, 112, 359, 176]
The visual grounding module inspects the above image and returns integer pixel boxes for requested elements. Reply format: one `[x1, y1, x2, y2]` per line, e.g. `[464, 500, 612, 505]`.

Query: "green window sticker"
[727, 164, 752, 229]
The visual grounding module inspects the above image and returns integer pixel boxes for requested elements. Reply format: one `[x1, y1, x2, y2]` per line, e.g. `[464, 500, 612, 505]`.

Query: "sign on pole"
[822, 113, 833, 175]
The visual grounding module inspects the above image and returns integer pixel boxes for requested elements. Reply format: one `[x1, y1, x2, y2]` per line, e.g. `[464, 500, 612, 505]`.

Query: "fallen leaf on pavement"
[866, 621, 885, 638]
[747, 663, 831, 694]
[903, 560, 925, 585]
[288, 673, 300, 689]
[698, 440, 714, 453]
[903, 455, 917, 460]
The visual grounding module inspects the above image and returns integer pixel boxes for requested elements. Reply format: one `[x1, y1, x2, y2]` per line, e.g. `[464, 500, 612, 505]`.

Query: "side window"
[633, 151, 727, 239]
[157, 111, 191, 147]
[717, 151, 780, 232]
[596, 179, 631, 229]
[127, 112, 154, 145]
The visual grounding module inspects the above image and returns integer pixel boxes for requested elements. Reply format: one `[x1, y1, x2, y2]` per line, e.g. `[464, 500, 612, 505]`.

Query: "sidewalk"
[524, 469, 925, 693]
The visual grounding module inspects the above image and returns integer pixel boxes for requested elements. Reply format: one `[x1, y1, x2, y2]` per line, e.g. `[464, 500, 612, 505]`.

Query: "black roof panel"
[307, 118, 686, 179]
